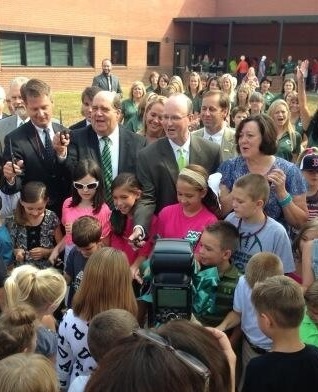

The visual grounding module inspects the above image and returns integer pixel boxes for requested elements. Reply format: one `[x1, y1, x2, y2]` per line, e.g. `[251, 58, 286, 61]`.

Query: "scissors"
[59, 110, 70, 144]
[9, 138, 18, 174]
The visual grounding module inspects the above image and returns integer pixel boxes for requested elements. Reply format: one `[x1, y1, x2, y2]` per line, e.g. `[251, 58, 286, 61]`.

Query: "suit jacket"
[69, 119, 88, 131]
[0, 114, 20, 152]
[134, 134, 221, 232]
[1, 121, 70, 216]
[92, 73, 123, 95]
[193, 126, 237, 162]
[65, 124, 147, 180]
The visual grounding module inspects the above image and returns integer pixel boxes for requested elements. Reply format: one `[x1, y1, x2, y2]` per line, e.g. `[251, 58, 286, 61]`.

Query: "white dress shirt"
[168, 137, 191, 165]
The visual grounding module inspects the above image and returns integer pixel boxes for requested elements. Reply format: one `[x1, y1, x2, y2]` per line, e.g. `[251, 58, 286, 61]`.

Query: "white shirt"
[98, 125, 119, 179]
[32, 122, 55, 144]
[203, 126, 225, 145]
[17, 115, 30, 127]
[168, 136, 191, 165]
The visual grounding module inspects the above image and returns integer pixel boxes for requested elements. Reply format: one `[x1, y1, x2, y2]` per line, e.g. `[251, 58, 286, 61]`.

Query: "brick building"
[0, 0, 318, 91]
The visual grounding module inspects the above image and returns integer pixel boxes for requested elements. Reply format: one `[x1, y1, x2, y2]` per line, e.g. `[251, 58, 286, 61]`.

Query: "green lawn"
[53, 91, 318, 128]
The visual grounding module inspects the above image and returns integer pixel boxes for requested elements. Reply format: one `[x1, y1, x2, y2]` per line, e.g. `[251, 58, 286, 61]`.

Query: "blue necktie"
[43, 128, 55, 162]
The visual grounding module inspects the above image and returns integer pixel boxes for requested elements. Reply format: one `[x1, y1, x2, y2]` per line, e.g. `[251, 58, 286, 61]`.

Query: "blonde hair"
[0, 353, 59, 392]
[129, 80, 146, 101]
[252, 276, 305, 328]
[72, 247, 138, 321]
[245, 252, 283, 289]
[0, 304, 36, 360]
[4, 265, 67, 312]
[140, 94, 167, 137]
[268, 99, 295, 148]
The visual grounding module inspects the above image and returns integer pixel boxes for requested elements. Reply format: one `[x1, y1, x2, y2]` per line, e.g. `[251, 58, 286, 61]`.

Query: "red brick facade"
[1, 0, 318, 91]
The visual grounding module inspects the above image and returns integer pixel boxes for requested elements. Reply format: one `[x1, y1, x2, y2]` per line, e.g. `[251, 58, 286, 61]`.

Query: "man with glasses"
[65, 90, 146, 206]
[130, 93, 221, 242]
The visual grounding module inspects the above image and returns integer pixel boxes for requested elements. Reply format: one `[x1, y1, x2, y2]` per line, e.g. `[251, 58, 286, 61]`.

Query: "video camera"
[150, 239, 194, 325]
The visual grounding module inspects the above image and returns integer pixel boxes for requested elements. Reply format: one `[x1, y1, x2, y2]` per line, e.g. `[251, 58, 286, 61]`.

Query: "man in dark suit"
[2, 79, 70, 216]
[130, 93, 221, 241]
[92, 59, 123, 96]
[65, 90, 146, 200]
[69, 86, 101, 130]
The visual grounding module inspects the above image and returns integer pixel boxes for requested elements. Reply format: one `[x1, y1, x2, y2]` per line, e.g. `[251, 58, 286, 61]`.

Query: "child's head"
[0, 353, 59, 392]
[231, 106, 249, 129]
[71, 158, 105, 213]
[88, 309, 139, 362]
[252, 275, 305, 331]
[292, 219, 318, 259]
[198, 221, 239, 267]
[111, 173, 142, 236]
[4, 264, 67, 315]
[0, 304, 37, 360]
[72, 216, 102, 258]
[16, 181, 48, 225]
[249, 92, 264, 115]
[111, 172, 142, 215]
[72, 247, 138, 321]
[178, 164, 219, 216]
[304, 280, 318, 324]
[245, 252, 284, 289]
[298, 148, 318, 191]
[232, 174, 270, 219]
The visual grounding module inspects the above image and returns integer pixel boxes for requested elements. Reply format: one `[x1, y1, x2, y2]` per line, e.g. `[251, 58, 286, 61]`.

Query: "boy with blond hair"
[217, 252, 284, 390]
[242, 276, 318, 392]
[226, 173, 295, 274]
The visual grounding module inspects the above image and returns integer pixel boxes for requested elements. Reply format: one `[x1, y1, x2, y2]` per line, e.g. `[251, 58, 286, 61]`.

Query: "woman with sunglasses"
[50, 159, 111, 263]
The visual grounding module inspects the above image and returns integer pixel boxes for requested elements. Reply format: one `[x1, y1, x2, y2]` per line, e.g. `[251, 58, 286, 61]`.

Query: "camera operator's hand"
[130, 265, 143, 284]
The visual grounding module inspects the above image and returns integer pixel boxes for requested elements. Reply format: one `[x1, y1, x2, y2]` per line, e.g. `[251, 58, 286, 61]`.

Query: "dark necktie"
[43, 128, 55, 162]
[101, 136, 113, 208]
[107, 76, 111, 91]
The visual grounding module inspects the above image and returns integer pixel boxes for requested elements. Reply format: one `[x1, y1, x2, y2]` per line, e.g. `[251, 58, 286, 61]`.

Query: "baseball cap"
[299, 153, 318, 171]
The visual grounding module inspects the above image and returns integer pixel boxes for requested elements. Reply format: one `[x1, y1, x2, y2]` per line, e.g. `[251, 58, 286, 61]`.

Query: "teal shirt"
[300, 313, 318, 347]
[276, 131, 301, 162]
[121, 99, 138, 124]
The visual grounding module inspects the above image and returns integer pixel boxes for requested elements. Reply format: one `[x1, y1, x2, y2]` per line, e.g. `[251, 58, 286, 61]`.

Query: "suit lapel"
[87, 126, 101, 162]
[189, 134, 202, 163]
[25, 122, 44, 160]
[159, 138, 179, 183]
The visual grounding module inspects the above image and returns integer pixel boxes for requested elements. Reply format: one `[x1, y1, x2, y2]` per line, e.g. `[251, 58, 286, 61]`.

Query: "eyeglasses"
[133, 329, 210, 391]
[162, 114, 189, 122]
[73, 181, 99, 190]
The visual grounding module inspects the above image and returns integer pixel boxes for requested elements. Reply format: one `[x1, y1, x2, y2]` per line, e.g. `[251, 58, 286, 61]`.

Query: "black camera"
[150, 239, 194, 325]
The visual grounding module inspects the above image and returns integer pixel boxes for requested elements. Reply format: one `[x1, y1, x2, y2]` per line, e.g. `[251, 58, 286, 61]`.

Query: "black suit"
[65, 124, 147, 180]
[69, 119, 87, 131]
[1, 121, 70, 216]
[134, 135, 221, 232]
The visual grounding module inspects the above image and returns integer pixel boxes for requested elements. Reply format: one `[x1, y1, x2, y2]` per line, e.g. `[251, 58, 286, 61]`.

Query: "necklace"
[237, 214, 268, 239]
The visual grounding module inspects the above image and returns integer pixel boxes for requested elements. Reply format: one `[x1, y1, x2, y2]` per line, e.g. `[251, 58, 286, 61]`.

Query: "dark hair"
[88, 309, 139, 362]
[15, 181, 48, 225]
[154, 73, 170, 94]
[71, 216, 102, 247]
[85, 320, 231, 392]
[70, 159, 105, 213]
[81, 86, 102, 103]
[281, 78, 297, 94]
[231, 105, 249, 119]
[110, 173, 142, 235]
[21, 79, 52, 102]
[202, 89, 230, 115]
[203, 221, 239, 252]
[206, 76, 221, 90]
[260, 76, 272, 86]
[235, 114, 277, 155]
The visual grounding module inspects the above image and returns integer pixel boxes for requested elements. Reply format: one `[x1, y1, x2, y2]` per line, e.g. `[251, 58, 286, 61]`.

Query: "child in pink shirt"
[51, 159, 111, 263]
[110, 173, 157, 281]
[157, 164, 219, 249]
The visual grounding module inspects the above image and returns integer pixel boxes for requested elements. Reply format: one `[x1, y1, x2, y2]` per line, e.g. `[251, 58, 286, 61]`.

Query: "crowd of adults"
[0, 54, 318, 392]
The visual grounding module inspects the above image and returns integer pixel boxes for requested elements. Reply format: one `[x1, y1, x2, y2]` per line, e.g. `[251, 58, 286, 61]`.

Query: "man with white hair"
[0, 86, 9, 120]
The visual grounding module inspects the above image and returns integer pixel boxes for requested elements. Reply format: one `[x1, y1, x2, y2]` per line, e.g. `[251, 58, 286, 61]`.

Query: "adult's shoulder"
[192, 127, 204, 137]
[191, 133, 219, 152]
[70, 124, 93, 140]
[137, 136, 168, 157]
[274, 157, 302, 175]
[218, 155, 244, 171]
[119, 125, 146, 147]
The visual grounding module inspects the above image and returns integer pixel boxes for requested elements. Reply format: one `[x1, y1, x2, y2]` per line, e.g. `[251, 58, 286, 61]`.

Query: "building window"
[147, 42, 160, 66]
[0, 31, 93, 67]
[111, 40, 127, 65]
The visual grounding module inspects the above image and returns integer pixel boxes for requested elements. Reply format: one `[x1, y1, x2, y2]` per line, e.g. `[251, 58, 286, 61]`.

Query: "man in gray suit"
[92, 59, 123, 96]
[0, 76, 29, 150]
[193, 90, 237, 162]
[130, 93, 221, 241]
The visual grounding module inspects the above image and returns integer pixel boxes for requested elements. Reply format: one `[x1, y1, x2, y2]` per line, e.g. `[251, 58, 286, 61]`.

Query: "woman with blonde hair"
[268, 99, 302, 162]
[56, 247, 138, 391]
[0, 353, 59, 392]
[121, 80, 146, 124]
[138, 95, 167, 143]
[220, 73, 236, 105]
[4, 264, 67, 361]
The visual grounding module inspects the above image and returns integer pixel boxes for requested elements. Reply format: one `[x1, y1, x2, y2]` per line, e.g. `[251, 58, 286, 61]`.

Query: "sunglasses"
[133, 329, 210, 391]
[73, 181, 99, 190]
